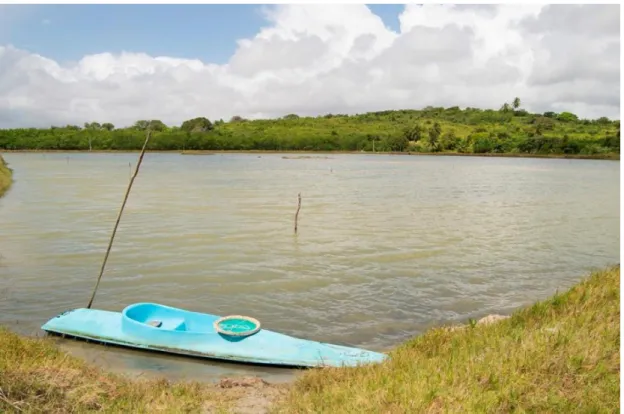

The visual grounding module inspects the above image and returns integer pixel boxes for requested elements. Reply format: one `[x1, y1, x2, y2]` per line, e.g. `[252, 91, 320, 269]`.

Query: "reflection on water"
[0, 152, 619, 382]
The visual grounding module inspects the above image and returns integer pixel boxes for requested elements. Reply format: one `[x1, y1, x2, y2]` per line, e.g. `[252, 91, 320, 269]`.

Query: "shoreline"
[0, 155, 12, 197]
[1, 149, 619, 161]
[0, 266, 618, 412]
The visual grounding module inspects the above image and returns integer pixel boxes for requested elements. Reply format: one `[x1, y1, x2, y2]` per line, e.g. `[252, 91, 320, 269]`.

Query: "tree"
[428, 122, 442, 151]
[403, 124, 424, 142]
[180, 117, 213, 133]
[134, 120, 167, 131]
[533, 116, 555, 134]
[557, 112, 579, 122]
[133, 120, 150, 131]
[368, 134, 380, 152]
[148, 120, 167, 132]
[500, 102, 511, 113]
[439, 130, 458, 151]
[83, 122, 102, 151]
[387, 135, 409, 152]
[102, 123, 115, 131]
[512, 97, 521, 110]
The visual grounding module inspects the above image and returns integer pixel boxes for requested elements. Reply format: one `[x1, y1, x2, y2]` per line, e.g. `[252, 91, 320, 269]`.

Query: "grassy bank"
[0, 327, 228, 412]
[275, 265, 620, 413]
[0, 155, 12, 197]
[0, 326, 294, 413]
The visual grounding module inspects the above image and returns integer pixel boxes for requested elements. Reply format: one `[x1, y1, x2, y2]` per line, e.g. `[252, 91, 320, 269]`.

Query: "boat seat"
[144, 318, 186, 331]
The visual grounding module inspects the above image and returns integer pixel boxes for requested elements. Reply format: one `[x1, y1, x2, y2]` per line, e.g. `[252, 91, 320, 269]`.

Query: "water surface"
[0, 152, 619, 382]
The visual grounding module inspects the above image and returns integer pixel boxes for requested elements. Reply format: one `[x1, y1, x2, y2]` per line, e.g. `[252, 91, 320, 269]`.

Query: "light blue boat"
[41, 302, 388, 368]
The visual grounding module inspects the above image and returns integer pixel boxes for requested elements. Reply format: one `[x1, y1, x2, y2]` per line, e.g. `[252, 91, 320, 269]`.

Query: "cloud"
[0, 4, 619, 128]
[517, 5, 620, 117]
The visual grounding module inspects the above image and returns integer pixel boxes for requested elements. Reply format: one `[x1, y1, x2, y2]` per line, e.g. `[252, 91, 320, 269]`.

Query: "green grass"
[273, 265, 620, 413]
[0, 155, 12, 197]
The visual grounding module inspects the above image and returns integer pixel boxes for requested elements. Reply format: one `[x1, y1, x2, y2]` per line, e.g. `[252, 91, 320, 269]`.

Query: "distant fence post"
[294, 193, 302, 234]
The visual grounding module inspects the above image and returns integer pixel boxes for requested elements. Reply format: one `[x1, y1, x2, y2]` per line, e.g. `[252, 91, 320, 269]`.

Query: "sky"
[0, 3, 620, 128]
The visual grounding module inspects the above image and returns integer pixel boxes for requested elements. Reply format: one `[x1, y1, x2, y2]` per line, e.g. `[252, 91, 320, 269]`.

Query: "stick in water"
[87, 130, 152, 309]
[294, 192, 302, 234]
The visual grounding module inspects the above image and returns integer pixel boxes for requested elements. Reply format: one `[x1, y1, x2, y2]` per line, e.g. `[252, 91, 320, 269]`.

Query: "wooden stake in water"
[87, 130, 152, 309]
[294, 193, 302, 235]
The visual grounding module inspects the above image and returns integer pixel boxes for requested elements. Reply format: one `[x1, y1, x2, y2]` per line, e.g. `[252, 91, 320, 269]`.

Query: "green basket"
[213, 315, 261, 337]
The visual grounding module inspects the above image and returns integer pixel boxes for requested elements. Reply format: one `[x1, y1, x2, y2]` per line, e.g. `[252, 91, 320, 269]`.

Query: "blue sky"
[1, 4, 405, 64]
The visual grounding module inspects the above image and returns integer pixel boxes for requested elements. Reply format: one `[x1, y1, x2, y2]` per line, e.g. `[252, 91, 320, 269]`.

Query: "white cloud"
[0, 4, 619, 128]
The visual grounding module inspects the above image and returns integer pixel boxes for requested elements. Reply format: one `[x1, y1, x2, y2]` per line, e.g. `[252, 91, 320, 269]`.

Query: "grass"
[0, 155, 12, 197]
[0, 328, 240, 413]
[274, 265, 620, 413]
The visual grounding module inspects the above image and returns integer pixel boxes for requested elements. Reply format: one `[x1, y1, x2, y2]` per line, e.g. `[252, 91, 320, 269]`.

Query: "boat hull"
[41, 304, 388, 368]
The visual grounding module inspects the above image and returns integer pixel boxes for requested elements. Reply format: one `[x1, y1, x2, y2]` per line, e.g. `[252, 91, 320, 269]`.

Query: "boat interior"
[123, 303, 218, 333]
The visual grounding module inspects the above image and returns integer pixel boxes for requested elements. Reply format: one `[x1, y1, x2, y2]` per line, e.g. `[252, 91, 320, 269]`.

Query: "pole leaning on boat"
[86, 129, 153, 309]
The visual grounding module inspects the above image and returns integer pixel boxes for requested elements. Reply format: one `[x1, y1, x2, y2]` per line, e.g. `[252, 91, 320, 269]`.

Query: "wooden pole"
[87, 130, 152, 309]
[294, 193, 301, 234]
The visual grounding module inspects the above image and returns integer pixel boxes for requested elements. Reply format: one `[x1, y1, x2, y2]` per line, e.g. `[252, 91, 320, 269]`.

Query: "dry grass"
[0, 155, 12, 197]
[274, 265, 620, 413]
[0, 328, 247, 413]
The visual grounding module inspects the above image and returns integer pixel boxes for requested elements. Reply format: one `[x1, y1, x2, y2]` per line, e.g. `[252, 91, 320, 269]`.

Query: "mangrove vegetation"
[0, 101, 620, 157]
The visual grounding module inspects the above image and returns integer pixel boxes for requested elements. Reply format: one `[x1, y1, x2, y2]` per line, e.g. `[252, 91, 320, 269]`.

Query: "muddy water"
[0, 152, 619, 382]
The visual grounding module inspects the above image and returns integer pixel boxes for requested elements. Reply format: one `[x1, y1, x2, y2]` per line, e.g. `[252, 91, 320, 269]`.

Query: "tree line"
[0, 101, 619, 156]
